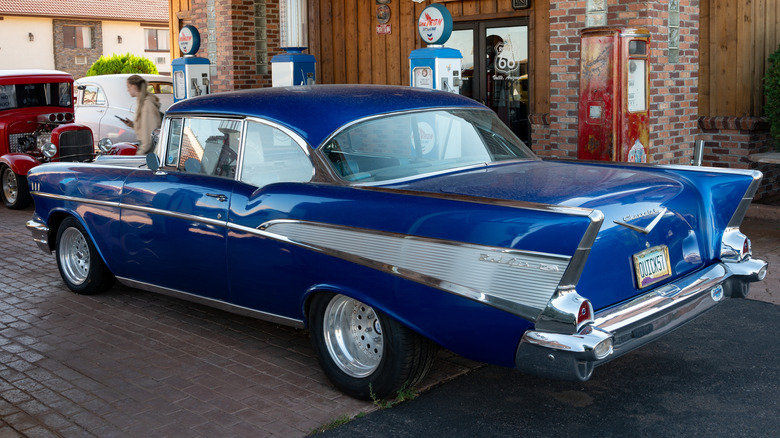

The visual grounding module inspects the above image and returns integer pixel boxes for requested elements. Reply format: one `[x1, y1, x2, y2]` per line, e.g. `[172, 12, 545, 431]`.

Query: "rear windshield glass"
[322, 109, 537, 183]
[0, 82, 73, 111]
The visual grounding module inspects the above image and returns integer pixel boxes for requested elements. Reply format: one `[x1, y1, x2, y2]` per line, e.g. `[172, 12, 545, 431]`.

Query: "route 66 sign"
[512, 0, 531, 10]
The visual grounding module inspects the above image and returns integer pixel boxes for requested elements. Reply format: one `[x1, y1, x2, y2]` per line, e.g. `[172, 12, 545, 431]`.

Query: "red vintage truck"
[0, 69, 94, 209]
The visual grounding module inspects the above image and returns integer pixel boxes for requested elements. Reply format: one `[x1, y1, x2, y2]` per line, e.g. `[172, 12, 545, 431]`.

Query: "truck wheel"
[309, 293, 435, 400]
[0, 166, 31, 209]
[55, 217, 115, 295]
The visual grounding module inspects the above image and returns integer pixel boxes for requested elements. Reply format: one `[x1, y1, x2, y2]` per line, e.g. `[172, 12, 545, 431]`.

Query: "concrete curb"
[746, 203, 780, 222]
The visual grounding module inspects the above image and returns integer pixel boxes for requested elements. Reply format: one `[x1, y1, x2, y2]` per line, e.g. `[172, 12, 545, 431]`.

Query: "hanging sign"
[417, 4, 453, 45]
[178, 25, 201, 56]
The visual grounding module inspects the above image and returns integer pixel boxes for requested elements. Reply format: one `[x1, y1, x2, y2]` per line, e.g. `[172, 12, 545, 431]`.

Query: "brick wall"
[537, 0, 699, 166]
[189, 0, 282, 92]
[52, 20, 103, 78]
[699, 117, 779, 200]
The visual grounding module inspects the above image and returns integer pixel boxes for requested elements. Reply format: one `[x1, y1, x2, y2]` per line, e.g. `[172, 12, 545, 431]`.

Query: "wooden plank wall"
[700, 0, 780, 117]
[307, 0, 550, 115]
[168, 0, 191, 59]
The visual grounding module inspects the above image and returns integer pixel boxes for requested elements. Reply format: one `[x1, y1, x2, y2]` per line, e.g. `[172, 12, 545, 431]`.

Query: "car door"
[117, 116, 240, 301]
[225, 119, 315, 318]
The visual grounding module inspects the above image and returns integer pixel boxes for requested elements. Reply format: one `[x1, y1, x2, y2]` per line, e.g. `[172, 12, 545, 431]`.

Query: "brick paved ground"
[0, 206, 478, 437]
[1, 203, 777, 437]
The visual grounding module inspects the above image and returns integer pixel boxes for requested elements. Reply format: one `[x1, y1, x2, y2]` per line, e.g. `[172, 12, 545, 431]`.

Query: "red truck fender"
[0, 153, 41, 176]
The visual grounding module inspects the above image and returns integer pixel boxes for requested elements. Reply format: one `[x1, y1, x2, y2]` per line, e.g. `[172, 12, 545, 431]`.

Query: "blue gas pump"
[171, 25, 211, 102]
[271, 47, 316, 87]
[409, 4, 462, 93]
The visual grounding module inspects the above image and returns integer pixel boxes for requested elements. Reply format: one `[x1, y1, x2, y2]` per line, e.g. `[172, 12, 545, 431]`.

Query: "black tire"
[309, 293, 435, 400]
[55, 217, 115, 295]
[0, 166, 31, 210]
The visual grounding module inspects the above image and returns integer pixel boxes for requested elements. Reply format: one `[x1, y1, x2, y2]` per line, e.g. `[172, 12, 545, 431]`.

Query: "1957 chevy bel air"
[25, 85, 768, 399]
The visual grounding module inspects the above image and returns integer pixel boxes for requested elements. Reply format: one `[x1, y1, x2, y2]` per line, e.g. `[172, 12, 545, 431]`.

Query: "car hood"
[384, 160, 740, 311]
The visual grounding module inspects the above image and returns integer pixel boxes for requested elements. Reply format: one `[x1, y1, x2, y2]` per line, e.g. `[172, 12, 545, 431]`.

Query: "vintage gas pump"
[409, 4, 462, 93]
[171, 25, 211, 103]
[577, 27, 650, 162]
[271, 48, 316, 87]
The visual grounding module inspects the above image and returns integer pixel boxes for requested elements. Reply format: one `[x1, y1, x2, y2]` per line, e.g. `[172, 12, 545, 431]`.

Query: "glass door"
[446, 19, 530, 144]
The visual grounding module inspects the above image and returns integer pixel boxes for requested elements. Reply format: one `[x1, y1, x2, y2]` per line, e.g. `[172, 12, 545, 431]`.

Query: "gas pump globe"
[409, 4, 462, 93]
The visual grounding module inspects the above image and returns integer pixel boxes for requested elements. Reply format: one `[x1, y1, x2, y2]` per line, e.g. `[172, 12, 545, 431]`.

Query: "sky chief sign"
[417, 4, 453, 46]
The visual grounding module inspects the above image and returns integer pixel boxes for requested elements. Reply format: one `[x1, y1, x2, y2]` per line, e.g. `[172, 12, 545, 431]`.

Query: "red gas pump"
[578, 27, 650, 162]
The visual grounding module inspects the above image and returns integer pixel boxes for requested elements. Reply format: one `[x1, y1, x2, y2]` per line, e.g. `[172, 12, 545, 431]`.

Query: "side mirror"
[151, 128, 160, 149]
[146, 153, 161, 172]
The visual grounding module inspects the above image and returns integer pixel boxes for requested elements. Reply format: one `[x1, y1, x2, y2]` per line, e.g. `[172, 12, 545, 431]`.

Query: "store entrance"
[446, 19, 530, 144]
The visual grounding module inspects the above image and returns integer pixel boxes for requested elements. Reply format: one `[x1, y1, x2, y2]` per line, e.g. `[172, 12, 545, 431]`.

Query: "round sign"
[417, 4, 453, 45]
[178, 25, 201, 56]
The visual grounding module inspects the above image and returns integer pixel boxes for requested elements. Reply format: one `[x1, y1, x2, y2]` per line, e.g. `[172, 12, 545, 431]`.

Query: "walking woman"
[122, 75, 162, 155]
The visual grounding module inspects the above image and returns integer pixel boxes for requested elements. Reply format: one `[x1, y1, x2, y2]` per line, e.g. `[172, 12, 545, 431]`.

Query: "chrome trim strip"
[228, 219, 570, 320]
[116, 277, 305, 328]
[726, 170, 762, 228]
[29, 192, 227, 229]
[31, 191, 121, 208]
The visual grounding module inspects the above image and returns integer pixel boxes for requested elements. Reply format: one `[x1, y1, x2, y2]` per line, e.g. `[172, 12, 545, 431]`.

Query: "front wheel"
[0, 166, 31, 209]
[55, 217, 115, 295]
[309, 293, 435, 400]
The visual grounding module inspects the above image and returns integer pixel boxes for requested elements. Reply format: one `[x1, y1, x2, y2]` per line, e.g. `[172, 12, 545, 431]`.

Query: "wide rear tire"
[309, 293, 435, 400]
[55, 217, 115, 295]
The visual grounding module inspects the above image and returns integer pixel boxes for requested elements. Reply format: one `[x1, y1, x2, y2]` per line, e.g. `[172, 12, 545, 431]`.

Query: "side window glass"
[240, 121, 313, 187]
[164, 118, 183, 167]
[81, 85, 105, 106]
[178, 118, 240, 178]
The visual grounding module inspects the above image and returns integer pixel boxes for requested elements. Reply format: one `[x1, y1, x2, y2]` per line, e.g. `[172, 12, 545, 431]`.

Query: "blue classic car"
[25, 85, 768, 399]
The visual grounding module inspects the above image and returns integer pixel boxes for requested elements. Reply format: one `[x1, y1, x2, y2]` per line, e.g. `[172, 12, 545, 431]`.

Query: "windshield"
[321, 109, 537, 182]
[0, 82, 73, 111]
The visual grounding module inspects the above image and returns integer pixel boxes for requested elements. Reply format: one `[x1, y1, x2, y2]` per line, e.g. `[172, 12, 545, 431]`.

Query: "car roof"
[0, 69, 73, 82]
[165, 85, 488, 147]
[74, 74, 172, 84]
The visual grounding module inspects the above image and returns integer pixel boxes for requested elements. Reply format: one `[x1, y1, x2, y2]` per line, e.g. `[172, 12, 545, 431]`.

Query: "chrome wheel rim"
[1, 168, 17, 204]
[59, 227, 90, 286]
[323, 295, 384, 378]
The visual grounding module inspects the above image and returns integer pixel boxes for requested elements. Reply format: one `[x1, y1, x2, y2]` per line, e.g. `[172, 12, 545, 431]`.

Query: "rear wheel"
[0, 166, 31, 209]
[309, 293, 435, 400]
[55, 217, 115, 295]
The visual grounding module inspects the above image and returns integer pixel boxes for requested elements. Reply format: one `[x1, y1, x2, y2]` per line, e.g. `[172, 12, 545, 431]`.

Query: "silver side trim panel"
[242, 219, 571, 320]
[116, 277, 305, 328]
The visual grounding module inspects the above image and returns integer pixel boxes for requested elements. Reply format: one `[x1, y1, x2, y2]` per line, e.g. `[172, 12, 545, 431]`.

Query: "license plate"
[633, 245, 672, 289]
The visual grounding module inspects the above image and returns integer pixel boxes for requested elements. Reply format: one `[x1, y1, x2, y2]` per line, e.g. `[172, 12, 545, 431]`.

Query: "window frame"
[63, 25, 93, 49]
[144, 28, 170, 52]
[159, 115, 314, 187]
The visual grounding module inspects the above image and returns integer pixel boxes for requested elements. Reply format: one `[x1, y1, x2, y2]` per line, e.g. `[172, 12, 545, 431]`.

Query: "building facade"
[0, 0, 171, 77]
[170, 0, 778, 199]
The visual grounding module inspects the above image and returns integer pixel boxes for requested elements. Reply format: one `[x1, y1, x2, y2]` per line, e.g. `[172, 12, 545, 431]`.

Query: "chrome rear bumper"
[514, 258, 768, 381]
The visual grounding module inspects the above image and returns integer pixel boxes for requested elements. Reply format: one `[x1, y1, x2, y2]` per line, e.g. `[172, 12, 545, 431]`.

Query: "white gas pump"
[171, 25, 211, 102]
[409, 4, 462, 93]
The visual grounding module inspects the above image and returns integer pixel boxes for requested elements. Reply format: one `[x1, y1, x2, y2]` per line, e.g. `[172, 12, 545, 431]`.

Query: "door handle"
[206, 193, 228, 202]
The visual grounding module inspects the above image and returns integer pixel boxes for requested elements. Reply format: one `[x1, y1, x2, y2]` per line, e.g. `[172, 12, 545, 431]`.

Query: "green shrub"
[86, 53, 159, 76]
[766, 44, 780, 150]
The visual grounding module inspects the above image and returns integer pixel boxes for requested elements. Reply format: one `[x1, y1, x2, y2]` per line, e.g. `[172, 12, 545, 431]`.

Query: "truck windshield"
[0, 82, 73, 111]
